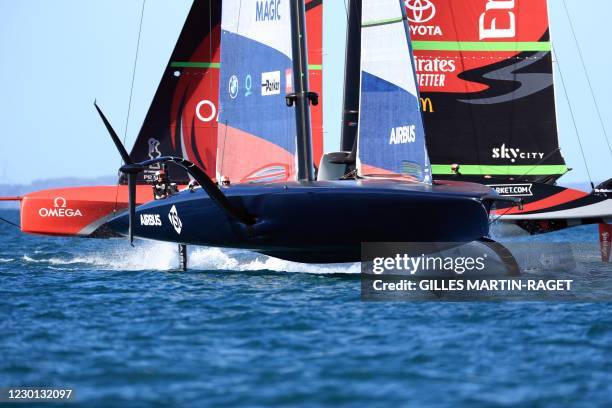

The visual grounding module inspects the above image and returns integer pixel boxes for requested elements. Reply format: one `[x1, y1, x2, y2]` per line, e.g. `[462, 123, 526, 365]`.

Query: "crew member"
[153, 169, 170, 200]
[451, 164, 461, 176]
[188, 179, 200, 192]
[219, 176, 231, 187]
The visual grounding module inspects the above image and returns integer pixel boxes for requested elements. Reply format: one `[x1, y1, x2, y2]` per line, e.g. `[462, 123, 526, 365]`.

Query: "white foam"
[189, 247, 360, 274]
[21, 242, 359, 274]
[22, 255, 42, 263]
[0, 257, 13, 263]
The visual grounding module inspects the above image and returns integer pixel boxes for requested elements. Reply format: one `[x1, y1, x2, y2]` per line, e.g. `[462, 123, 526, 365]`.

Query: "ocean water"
[0, 209, 611, 407]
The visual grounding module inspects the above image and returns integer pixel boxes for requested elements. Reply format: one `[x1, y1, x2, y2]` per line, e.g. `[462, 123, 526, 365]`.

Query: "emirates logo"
[405, 0, 436, 24]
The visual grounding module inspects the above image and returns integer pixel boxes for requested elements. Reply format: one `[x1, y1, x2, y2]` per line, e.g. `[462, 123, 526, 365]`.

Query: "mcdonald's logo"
[420, 97, 434, 113]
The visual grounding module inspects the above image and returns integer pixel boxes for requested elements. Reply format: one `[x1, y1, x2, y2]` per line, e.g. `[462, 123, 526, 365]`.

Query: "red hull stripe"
[493, 188, 588, 216]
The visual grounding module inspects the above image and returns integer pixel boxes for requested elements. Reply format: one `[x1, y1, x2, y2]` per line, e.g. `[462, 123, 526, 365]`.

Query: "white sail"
[357, 0, 431, 183]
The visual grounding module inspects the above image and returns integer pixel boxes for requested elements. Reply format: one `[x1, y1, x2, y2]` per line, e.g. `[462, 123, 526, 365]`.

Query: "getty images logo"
[38, 197, 83, 218]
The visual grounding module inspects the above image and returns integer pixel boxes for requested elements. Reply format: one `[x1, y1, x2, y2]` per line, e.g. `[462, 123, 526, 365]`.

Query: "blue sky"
[0, 0, 610, 186]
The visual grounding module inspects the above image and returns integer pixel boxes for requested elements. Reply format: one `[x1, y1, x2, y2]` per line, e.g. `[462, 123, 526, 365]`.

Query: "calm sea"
[0, 209, 611, 407]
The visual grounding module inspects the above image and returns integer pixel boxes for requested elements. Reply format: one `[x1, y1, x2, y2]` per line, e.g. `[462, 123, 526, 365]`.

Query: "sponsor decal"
[256, 0, 281, 22]
[488, 184, 534, 197]
[414, 56, 457, 88]
[196, 100, 217, 122]
[285, 69, 293, 94]
[38, 197, 83, 218]
[168, 205, 183, 235]
[390, 125, 417, 145]
[420, 97, 434, 113]
[244, 74, 253, 97]
[228, 75, 239, 99]
[261, 71, 281, 96]
[479, 0, 516, 40]
[492, 144, 545, 163]
[405, 0, 436, 24]
[405, 0, 443, 36]
[148, 138, 162, 169]
[140, 214, 162, 227]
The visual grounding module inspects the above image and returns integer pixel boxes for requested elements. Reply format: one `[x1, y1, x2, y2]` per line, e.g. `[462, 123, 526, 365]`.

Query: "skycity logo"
[479, 0, 516, 40]
[168, 205, 183, 235]
[492, 144, 545, 163]
[261, 71, 281, 96]
[38, 197, 83, 218]
[256, 0, 281, 21]
[390, 125, 416, 145]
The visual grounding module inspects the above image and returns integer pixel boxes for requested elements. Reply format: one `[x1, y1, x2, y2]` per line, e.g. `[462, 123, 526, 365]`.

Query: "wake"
[21, 241, 360, 274]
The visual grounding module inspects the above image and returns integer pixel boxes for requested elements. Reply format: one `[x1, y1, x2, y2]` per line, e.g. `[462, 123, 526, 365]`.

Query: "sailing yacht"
[404, 0, 612, 237]
[329, 0, 611, 258]
[6, 0, 516, 265]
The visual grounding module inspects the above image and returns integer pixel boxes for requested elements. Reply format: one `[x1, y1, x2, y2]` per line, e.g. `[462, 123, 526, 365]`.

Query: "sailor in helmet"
[153, 168, 170, 200]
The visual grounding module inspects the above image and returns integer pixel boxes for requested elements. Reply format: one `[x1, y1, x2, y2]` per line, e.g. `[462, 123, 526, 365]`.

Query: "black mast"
[288, 0, 316, 182]
[340, 0, 362, 153]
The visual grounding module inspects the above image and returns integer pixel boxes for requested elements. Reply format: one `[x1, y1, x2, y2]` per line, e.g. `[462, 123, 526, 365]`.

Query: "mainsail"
[406, 0, 566, 180]
[357, 0, 431, 182]
[216, 1, 292, 183]
[127, 0, 324, 185]
[129, 0, 222, 184]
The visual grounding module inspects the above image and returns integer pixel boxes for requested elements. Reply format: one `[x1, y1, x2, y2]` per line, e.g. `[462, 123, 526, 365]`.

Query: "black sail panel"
[406, 0, 567, 181]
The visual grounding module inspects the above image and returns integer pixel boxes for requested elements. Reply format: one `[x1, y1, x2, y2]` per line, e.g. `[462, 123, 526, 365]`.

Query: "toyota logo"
[405, 0, 436, 24]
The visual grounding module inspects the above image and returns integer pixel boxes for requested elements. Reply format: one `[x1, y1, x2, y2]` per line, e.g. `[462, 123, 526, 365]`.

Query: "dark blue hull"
[108, 179, 493, 263]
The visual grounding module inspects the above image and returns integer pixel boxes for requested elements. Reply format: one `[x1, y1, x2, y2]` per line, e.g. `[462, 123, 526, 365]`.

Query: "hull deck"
[108, 179, 493, 263]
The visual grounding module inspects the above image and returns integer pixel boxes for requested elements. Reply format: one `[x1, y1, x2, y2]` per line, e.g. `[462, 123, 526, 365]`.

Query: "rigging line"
[0, 216, 20, 230]
[561, 0, 612, 159]
[124, 0, 147, 143]
[516, 147, 563, 182]
[114, 0, 147, 212]
[489, 207, 515, 226]
[553, 44, 595, 190]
